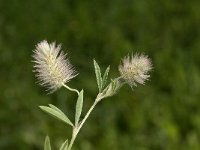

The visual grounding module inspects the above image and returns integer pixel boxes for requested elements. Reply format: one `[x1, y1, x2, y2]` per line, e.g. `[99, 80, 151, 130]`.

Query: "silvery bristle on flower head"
[119, 53, 152, 87]
[33, 40, 77, 93]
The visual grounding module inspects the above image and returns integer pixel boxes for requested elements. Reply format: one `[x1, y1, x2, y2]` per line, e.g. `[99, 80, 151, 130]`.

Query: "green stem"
[62, 84, 79, 95]
[77, 100, 98, 133]
[67, 128, 77, 150]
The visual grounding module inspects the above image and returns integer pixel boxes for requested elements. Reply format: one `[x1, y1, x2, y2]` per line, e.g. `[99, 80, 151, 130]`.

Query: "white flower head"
[119, 53, 152, 87]
[33, 40, 77, 93]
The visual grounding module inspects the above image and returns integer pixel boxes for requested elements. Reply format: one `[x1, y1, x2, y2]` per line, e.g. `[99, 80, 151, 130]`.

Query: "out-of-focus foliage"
[0, 0, 200, 149]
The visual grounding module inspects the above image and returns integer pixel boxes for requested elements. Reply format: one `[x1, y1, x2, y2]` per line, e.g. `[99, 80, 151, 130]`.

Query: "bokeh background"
[1, 0, 200, 149]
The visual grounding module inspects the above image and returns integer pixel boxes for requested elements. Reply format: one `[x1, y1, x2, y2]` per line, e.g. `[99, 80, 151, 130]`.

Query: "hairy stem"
[62, 84, 79, 95]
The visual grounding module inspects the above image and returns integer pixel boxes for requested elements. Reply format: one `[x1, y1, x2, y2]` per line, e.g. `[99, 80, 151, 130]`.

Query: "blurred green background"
[1, 0, 200, 149]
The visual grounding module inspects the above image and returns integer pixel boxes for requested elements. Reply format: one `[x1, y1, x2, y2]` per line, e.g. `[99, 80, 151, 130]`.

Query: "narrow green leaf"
[44, 136, 51, 150]
[48, 104, 64, 115]
[102, 66, 110, 89]
[111, 79, 116, 90]
[93, 59, 102, 92]
[75, 90, 84, 126]
[40, 106, 73, 126]
[59, 139, 68, 150]
[110, 79, 121, 95]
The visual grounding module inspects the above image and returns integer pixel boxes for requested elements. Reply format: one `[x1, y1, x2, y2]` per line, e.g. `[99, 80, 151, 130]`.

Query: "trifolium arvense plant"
[32, 40, 153, 150]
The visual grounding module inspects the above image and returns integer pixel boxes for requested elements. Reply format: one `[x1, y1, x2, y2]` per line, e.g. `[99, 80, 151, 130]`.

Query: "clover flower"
[119, 53, 152, 87]
[33, 40, 77, 92]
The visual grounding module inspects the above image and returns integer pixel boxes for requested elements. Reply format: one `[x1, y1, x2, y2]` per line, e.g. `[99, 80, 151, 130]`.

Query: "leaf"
[75, 90, 84, 126]
[102, 66, 110, 89]
[48, 104, 64, 114]
[40, 106, 73, 126]
[110, 79, 117, 92]
[110, 79, 121, 94]
[48, 104, 71, 123]
[59, 139, 68, 150]
[44, 136, 51, 150]
[93, 59, 103, 92]
[112, 79, 118, 90]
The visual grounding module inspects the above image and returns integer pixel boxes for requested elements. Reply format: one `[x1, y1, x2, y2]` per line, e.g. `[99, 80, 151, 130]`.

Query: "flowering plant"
[33, 40, 152, 150]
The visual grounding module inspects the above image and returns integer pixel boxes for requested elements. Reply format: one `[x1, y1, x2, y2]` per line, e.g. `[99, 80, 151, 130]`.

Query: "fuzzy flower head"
[119, 53, 152, 87]
[33, 40, 77, 93]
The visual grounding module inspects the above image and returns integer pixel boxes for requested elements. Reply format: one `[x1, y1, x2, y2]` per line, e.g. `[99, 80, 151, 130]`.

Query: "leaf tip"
[39, 106, 44, 109]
